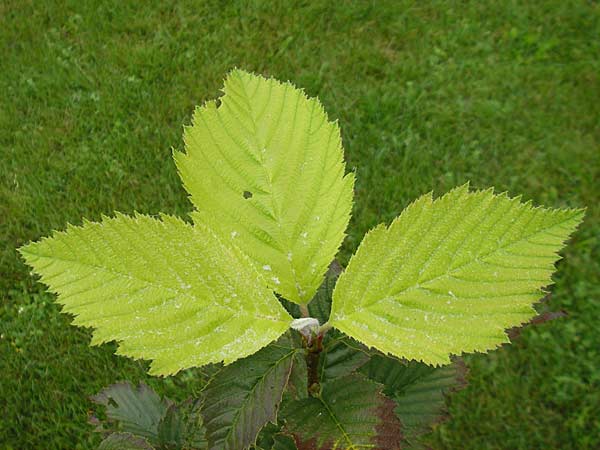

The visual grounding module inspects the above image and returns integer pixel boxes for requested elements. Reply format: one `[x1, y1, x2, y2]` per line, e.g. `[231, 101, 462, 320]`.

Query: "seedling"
[20, 70, 584, 449]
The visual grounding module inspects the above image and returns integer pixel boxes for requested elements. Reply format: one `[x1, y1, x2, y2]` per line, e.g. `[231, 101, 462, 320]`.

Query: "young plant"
[20, 70, 584, 450]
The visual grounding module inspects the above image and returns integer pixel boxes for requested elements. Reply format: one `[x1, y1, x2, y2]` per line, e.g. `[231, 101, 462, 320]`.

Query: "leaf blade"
[318, 334, 371, 383]
[90, 382, 171, 443]
[157, 399, 207, 449]
[98, 433, 155, 450]
[175, 70, 354, 304]
[202, 334, 299, 450]
[328, 186, 584, 364]
[20, 214, 292, 375]
[361, 355, 467, 447]
[282, 374, 386, 449]
[308, 260, 342, 324]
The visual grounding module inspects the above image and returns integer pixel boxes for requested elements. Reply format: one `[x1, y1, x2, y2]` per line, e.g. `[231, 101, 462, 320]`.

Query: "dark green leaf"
[252, 424, 297, 450]
[97, 432, 154, 450]
[158, 399, 207, 449]
[307, 261, 342, 324]
[252, 422, 281, 450]
[279, 297, 301, 319]
[91, 382, 172, 444]
[318, 333, 371, 382]
[361, 355, 467, 446]
[360, 354, 432, 397]
[272, 433, 298, 450]
[281, 374, 385, 449]
[394, 362, 466, 446]
[287, 352, 309, 400]
[202, 334, 299, 450]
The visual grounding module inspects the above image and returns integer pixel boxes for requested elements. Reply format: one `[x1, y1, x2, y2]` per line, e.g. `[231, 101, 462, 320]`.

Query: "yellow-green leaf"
[19, 214, 292, 375]
[174, 70, 354, 304]
[328, 185, 584, 365]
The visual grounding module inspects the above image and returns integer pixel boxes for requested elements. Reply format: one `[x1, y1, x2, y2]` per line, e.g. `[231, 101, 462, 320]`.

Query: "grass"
[1, 0, 599, 448]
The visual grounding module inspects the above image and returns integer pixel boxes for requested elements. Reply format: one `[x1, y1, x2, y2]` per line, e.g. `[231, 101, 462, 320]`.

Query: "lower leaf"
[374, 396, 403, 450]
[202, 333, 300, 450]
[282, 373, 396, 449]
[272, 433, 299, 450]
[318, 333, 371, 382]
[287, 352, 309, 400]
[98, 433, 155, 450]
[361, 355, 467, 446]
[158, 399, 207, 449]
[253, 423, 298, 450]
[91, 382, 172, 444]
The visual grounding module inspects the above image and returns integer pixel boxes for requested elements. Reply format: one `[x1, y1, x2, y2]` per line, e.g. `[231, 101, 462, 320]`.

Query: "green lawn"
[1, 1, 599, 449]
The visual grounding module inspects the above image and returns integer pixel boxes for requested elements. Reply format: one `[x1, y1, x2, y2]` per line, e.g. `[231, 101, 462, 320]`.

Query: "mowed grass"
[1, 1, 599, 449]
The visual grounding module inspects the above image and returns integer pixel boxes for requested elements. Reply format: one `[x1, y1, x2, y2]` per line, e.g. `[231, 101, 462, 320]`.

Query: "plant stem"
[306, 334, 323, 395]
[318, 322, 332, 335]
[300, 304, 309, 318]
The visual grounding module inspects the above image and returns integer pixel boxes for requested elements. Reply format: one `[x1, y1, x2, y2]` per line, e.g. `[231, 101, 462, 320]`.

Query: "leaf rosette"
[20, 69, 584, 450]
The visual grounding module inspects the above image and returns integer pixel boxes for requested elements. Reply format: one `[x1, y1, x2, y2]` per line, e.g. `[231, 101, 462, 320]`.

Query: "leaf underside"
[175, 69, 354, 304]
[20, 214, 291, 375]
[202, 334, 299, 450]
[282, 374, 385, 449]
[329, 185, 584, 365]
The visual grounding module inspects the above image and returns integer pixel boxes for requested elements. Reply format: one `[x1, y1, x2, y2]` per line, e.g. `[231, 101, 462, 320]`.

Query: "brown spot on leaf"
[293, 434, 333, 450]
[374, 394, 403, 450]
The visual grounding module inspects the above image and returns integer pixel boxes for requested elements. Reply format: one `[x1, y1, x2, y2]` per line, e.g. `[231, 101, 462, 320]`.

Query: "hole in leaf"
[243, 190, 253, 199]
